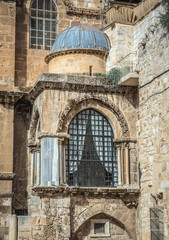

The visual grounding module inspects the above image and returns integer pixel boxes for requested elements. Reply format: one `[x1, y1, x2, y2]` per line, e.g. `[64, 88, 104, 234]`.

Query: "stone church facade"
[0, 0, 169, 239]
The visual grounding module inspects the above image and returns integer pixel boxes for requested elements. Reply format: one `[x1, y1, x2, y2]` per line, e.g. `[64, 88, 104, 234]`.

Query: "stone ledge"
[0, 192, 14, 198]
[118, 72, 139, 86]
[0, 173, 15, 180]
[26, 73, 137, 104]
[32, 186, 139, 198]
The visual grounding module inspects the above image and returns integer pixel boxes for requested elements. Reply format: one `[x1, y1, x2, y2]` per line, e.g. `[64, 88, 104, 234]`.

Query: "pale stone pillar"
[9, 215, 17, 240]
[30, 152, 34, 186]
[117, 145, 122, 186]
[36, 150, 40, 186]
[125, 144, 130, 185]
[58, 138, 64, 184]
[57, 133, 70, 185]
[40, 137, 59, 186]
[120, 145, 124, 185]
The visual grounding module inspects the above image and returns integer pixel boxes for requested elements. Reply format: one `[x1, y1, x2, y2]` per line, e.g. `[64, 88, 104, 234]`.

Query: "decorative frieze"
[32, 186, 139, 202]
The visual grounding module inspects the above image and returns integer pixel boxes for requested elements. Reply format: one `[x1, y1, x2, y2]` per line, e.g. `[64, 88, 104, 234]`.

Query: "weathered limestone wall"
[0, 103, 14, 239]
[0, 1, 15, 91]
[105, 24, 134, 73]
[134, 5, 169, 240]
[15, 0, 100, 87]
[18, 194, 137, 240]
[48, 53, 106, 75]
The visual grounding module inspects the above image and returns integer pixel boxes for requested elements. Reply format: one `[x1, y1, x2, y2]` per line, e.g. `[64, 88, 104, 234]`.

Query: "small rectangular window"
[90, 219, 110, 237]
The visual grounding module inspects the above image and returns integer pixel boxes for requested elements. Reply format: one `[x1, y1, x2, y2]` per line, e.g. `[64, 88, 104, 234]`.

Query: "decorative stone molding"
[38, 132, 70, 139]
[0, 192, 14, 198]
[29, 106, 39, 145]
[114, 138, 137, 148]
[62, 0, 100, 17]
[25, 73, 136, 105]
[122, 197, 139, 208]
[0, 91, 24, 105]
[57, 96, 130, 137]
[32, 186, 139, 199]
[0, 173, 15, 180]
[45, 49, 108, 64]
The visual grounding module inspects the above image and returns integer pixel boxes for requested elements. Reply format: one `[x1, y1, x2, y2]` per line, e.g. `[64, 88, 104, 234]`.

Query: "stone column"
[120, 145, 124, 185]
[125, 143, 130, 185]
[9, 215, 17, 240]
[40, 136, 59, 186]
[56, 133, 70, 185]
[117, 145, 122, 186]
[30, 152, 34, 186]
[36, 149, 40, 186]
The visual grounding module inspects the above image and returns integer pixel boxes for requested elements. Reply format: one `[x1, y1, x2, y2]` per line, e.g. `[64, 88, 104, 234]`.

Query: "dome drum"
[45, 25, 111, 75]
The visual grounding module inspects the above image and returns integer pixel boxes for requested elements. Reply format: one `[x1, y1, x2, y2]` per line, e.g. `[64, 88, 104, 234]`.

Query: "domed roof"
[51, 25, 111, 53]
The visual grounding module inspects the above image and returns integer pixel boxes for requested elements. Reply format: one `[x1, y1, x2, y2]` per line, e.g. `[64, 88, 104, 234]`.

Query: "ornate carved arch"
[57, 96, 130, 137]
[29, 106, 40, 145]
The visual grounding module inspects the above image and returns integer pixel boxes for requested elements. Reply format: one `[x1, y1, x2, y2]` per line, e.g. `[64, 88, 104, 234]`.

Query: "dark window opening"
[94, 223, 105, 234]
[66, 109, 118, 187]
[30, 0, 58, 50]
[15, 209, 28, 216]
[89, 66, 93, 76]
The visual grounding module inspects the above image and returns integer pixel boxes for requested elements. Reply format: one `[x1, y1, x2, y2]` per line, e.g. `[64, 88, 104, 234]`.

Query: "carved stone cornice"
[45, 49, 108, 64]
[114, 138, 136, 147]
[32, 186, 139, 204]
[37, 132, 70, 139]
[0, 173, 15, 180]
[0, 91, 24, 105]
[0, 192, 14, 198]
[25, 73, 137, 105]
[62, 0, 100, 17]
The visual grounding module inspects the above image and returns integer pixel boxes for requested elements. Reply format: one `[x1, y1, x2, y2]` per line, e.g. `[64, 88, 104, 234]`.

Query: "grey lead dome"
[51, 25, 111, 53]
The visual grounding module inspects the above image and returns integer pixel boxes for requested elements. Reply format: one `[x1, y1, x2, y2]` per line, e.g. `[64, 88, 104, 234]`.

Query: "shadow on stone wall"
[13, 98, 31, 213]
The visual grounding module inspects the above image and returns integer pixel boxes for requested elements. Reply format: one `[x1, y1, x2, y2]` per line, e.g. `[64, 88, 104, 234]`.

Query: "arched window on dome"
[30, 0, 58, 50]
[65, 109, 118, 187]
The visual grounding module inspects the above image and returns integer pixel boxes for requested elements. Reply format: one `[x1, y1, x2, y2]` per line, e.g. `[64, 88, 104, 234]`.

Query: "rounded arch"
[66, 108, 118, 187]
[29, 106, 40, 145]
[57, 97, 130, 138]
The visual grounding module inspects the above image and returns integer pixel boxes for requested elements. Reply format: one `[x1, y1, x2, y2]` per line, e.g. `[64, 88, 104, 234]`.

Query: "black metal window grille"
[150, 208, 164, 240]
[94, 223, 105, 234]
[66, 109, 118, 187]
[30, 0, 58, 50]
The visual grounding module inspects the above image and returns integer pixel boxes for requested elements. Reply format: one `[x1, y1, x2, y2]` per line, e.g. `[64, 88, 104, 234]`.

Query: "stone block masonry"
[0, 1, 15, 91]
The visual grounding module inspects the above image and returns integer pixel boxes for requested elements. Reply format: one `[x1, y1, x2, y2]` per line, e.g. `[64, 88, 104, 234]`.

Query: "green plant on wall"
[159, 0, 169, 31]
[98, 68, 122, 88]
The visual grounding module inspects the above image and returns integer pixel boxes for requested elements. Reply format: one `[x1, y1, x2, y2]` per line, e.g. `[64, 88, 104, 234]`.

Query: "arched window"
[66, 109, 118, 187]
[30, 0, 58, 50]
